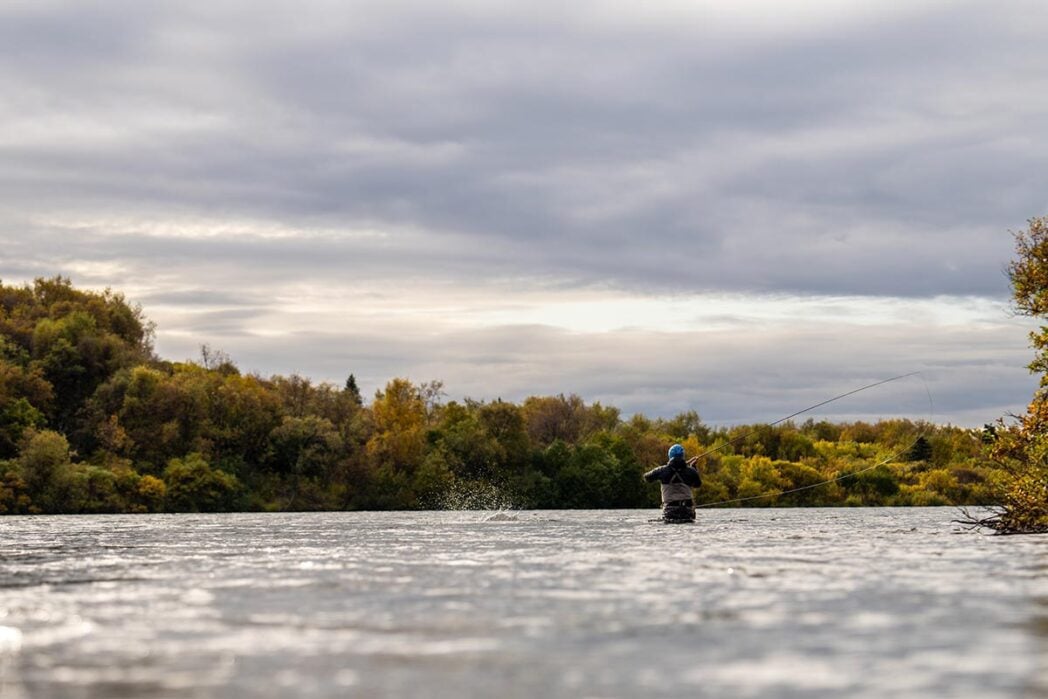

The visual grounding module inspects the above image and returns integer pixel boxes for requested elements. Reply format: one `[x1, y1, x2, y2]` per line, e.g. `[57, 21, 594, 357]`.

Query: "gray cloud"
[3, 1, 1045, 294]
[1, 1, 1045, 424]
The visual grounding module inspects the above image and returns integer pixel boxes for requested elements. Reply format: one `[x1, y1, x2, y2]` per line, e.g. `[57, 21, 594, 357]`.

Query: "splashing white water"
[436, 479, 518, 512]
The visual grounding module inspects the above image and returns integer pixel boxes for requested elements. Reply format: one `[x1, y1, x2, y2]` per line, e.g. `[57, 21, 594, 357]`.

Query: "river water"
[0, 508, 1045, 698]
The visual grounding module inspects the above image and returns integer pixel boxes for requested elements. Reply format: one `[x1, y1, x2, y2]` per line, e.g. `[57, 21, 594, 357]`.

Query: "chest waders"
[661, 469, 695, 523]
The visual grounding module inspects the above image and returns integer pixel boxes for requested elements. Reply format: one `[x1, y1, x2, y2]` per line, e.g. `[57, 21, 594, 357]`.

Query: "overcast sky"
[2, 0, 1046, 426]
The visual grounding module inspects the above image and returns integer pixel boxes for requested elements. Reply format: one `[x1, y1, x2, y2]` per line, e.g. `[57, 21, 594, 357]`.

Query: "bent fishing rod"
[688, 371, 934, 508]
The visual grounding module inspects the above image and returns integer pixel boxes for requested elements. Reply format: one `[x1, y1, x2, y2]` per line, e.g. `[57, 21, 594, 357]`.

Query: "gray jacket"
[643, 457, 701, 504]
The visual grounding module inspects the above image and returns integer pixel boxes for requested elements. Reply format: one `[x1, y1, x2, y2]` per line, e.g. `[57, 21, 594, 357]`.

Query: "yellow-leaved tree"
[367, 378, 427, 474]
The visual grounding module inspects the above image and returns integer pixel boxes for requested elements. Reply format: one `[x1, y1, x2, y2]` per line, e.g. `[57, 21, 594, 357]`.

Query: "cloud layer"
[2, 1, 1045, 425]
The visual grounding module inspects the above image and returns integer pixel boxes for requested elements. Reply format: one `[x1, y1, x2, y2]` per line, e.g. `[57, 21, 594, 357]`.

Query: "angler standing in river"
[644, 444, 702, 523]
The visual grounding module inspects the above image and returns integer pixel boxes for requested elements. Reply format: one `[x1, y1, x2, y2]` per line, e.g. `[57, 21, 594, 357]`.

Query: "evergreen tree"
[344, 374, 361, 404]
[906, 436, 933, 462]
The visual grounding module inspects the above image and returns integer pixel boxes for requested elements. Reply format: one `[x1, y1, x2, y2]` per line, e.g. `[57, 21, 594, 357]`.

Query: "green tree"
[413, 451, 456, 508]
[657, 410, 708, 443]
[65, 466, 123, 513]
[906, 435, 933, 462]
[589, 432, 648, 507]
[552, 443, 615, 508]
[265, 415, 343, 509]
[429, 401, 500, 480]
[6, 278, 153, 434]
[0, 396, 45, 458]
[477, 400, 530, 480]
[163, 453, 241, 512]
[345, 374, 362, 404]
[840, 466, 899, 505]
[351, 463, 415, 510]
[16, 429, 74, 512]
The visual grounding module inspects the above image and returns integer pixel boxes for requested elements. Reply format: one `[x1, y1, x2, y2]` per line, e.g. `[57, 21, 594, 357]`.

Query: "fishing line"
[693, 371, 935, 508]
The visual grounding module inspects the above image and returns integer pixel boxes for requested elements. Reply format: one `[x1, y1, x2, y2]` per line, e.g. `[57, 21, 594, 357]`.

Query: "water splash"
[436, 479, 517, 512]
[484, 511, 519, 522]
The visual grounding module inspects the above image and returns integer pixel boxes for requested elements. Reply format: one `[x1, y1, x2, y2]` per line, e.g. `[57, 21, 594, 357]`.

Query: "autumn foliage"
[973, 217, 1048, 532]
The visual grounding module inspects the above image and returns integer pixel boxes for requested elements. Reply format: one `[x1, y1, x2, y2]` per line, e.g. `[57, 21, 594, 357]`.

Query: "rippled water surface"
[0, 509, 1045, 698]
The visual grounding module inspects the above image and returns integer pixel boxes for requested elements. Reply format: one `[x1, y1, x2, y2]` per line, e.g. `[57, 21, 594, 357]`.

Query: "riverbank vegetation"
[962, 217, 1048, 533]
[0, 277, 1013, 514]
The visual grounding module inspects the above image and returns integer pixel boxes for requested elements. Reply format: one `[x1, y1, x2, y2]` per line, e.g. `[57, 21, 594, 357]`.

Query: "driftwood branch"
[954, 506, 1048, 535]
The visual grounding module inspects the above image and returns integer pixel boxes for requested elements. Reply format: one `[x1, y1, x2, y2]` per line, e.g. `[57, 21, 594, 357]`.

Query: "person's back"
[643, 444, 701, 522]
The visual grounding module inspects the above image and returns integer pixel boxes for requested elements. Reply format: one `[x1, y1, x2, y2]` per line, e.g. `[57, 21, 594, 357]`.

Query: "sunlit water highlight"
[0, 509, 1045, 698]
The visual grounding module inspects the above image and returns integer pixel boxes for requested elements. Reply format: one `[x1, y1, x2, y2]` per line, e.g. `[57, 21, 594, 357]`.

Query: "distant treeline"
[0, 277, 1004, 514]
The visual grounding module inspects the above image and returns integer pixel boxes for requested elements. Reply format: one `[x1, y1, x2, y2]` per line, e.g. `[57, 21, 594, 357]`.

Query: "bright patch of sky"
[458, 293, 1009, 334]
